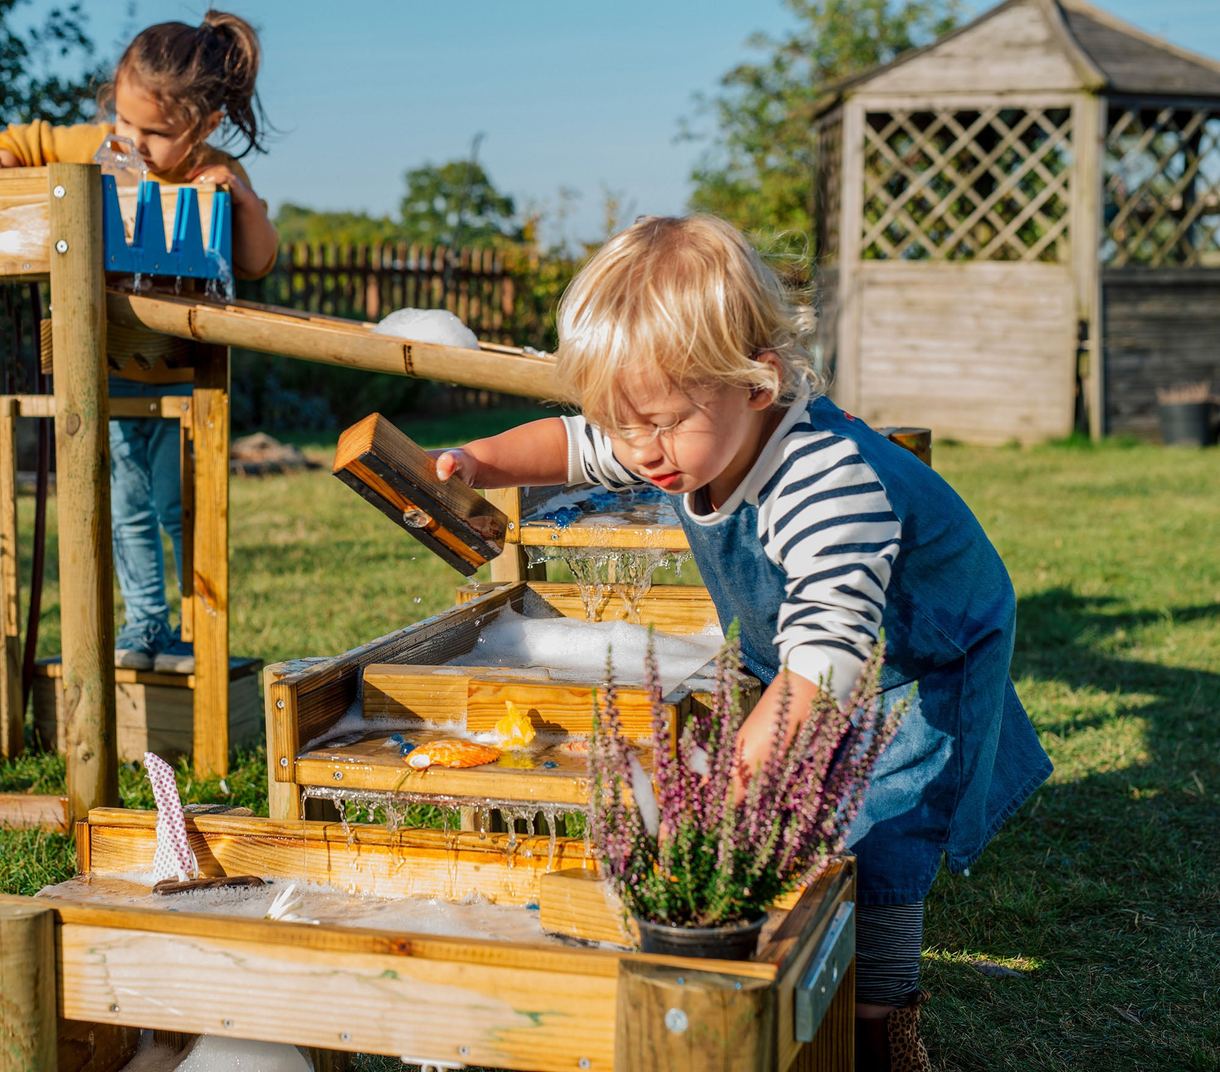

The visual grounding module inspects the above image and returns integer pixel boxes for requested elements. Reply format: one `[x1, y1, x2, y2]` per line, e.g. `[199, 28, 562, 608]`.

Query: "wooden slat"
[58, 922, 620, 1071]
[518, 524, 689, 551]
[362, 664, 471, 720]
[0, 397, 21, 757]
[0, 793, 70, 833]
[191, 344, 230, 778]
[539, 870, 636, 946]
[293, 755, 593, 807]
[81, 808, 596, 905]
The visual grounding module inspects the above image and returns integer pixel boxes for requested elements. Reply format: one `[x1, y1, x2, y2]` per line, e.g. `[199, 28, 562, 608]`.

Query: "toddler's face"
[113, 78, 210, 177]
[598, 366, 770, 499]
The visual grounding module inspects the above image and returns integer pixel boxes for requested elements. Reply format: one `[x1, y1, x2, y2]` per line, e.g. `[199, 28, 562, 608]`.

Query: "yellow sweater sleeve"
[0, 121, 112, 166]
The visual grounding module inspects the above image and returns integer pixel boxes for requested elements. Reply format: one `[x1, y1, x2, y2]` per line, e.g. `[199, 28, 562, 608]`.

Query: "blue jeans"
[108, 377, 193, 633]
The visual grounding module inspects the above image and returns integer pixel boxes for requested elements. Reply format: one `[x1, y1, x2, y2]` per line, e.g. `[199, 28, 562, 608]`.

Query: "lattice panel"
[861, 106, 1074, 262]
[814, 111, 843, 265]
[1104, 105, 1220, 268]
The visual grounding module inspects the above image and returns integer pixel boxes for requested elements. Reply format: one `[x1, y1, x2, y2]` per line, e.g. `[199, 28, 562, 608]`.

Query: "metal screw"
[276, 699, 285, 709]
[55, 239, 69, 254]
[279, 756, 288, 767]
[223, 1019, 233, 1029]
[109, 1004, 119, 1013]
[507, 521, 515, 531]
[21, 263, 29, 270]
[333, 770, 343, 780]
[53, 184, 66, 198]
[181, 401, 189, 411]
[579, 1060, 592, 1070]
[664, 1008, 688, 1035]
[458, 1045, 469, 1057]
[550, 532, 558, 541]
[340, 1032, 351, 1043]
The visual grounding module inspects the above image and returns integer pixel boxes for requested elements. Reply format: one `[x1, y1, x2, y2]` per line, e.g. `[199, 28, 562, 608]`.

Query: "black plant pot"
[1158, 401, 1216, 447]
[635, 914, 767, 960]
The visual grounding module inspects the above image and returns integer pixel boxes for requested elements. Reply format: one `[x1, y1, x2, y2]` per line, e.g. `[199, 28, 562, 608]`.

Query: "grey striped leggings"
[855, 902, 925, 1006]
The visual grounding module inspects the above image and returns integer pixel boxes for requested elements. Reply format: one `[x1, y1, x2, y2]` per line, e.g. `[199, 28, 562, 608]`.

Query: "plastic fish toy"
[405, 738, 502, 769]
[495, 701, 536, 748]
[559, 739, 589, 756]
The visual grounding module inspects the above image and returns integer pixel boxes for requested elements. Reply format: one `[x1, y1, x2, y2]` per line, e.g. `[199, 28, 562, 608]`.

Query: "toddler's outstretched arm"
[434, 416, 570, 489]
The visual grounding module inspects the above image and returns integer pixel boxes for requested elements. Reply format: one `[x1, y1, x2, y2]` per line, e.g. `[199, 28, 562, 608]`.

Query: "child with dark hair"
[0, 9, 277, 672]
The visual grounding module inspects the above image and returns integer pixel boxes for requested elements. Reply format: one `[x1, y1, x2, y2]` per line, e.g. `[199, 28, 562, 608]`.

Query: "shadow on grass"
[923, 587, 1220, 1071]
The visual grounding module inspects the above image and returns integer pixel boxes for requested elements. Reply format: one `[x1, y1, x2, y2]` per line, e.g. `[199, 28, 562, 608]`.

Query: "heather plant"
[590, 630, 905, 929]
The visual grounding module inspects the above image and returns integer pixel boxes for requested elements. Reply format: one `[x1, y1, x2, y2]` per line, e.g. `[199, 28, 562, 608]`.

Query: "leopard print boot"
[855, 990, 931, 1072]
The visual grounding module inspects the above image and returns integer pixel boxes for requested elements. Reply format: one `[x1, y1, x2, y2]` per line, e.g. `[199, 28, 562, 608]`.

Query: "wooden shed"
[810, 0, 1220, 442]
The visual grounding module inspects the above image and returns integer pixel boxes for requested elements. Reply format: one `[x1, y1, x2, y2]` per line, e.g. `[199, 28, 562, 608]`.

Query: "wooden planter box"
[0, 807, 855, 1071]
[33, 656, 262, 763]
[266, 582, 756, 819]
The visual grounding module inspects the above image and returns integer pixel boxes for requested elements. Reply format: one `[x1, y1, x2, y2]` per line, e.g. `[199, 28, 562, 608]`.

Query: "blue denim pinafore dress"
[676, 396, 1053, 905]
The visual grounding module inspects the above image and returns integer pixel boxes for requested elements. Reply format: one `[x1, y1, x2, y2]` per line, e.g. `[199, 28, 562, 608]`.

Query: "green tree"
[686, 0, 962, 248]
[399, 159, 521, 248]
[0, 0, 107, 123]
[273, 203, 404, 246]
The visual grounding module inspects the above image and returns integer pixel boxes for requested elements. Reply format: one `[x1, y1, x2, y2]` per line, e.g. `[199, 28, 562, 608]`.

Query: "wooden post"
[614, 962, 776, 1072]
[263, 663, 300, 821]
[0, 902, 58, 1072]
[0, 398, 22, 757]
[48, 162, 118, 820]
[487, 487, 545, 583]
[1072, 92, 1107, 439]
[191, 343, 230, 777]
[833, 100, 866, 417]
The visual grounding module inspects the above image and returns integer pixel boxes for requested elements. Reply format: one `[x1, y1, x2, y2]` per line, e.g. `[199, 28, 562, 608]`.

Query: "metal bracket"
[795, 900, 855, 1042]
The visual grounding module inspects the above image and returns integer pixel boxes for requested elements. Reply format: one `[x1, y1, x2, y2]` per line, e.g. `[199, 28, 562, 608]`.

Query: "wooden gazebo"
[810, 0, 1220, 442]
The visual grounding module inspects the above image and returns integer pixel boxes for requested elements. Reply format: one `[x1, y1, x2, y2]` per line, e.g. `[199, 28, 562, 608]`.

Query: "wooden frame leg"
[0, 398, 23, 758]
[0, 902, 58, 1071]
[179, 398, 195, 645]
[49, 162, 118, 821]
[191, 344, 230, 778]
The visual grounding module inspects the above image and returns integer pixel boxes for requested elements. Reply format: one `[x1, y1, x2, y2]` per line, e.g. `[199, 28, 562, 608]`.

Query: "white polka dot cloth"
[144, 751, 198, 883]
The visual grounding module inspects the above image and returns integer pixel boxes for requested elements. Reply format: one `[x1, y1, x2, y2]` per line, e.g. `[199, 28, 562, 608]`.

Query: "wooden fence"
[241, 243, 526, 347]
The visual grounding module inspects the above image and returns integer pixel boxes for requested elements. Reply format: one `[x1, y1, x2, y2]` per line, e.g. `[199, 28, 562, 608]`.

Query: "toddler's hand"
[430, 448, 478, 486]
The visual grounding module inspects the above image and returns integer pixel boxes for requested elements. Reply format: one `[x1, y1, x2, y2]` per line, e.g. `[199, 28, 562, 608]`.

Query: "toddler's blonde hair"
[555, 215, 823, 431]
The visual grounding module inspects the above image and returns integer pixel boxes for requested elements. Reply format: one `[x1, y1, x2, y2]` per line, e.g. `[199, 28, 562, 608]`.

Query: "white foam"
[448, 608, 722, 694]
[371, 308, 480, 350]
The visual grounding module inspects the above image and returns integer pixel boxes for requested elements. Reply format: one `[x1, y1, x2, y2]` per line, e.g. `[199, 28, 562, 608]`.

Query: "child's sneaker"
[114, 622, 170, 671]
[153, 630, 195, 674]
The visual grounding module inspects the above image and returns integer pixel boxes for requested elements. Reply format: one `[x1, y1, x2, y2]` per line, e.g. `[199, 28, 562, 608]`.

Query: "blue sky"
[15, 0, 1220, 244]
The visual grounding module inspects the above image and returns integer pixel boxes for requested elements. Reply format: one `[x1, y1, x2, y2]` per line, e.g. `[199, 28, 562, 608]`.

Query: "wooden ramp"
[105, 290, 563, 400]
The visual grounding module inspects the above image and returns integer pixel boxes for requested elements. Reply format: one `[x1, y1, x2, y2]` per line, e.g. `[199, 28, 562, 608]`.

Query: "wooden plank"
[56, 1016, 141, 1072]
[488, 486, 542, 582]
[293, 755, 593, 807]
[49, 162, 118, 823]
[539, 869, 635, 946]
[104, 291, 565, 402]
[0, 902, 57, 1072]
[334, 413, 509, 574]
[362, 664, 471, 720]
[466, 679, 671, 741]
[535, 584, 719, 635]
[58, 922, 619, 1071]
[178, 401, 195, 643]
[0, 793, 69, 833]
[190, 343, 230, 778]
[81, 809, 596, 905]
[518, 524, 689, 551]
[788, 960, 854, 1072]
[34, 654, 259, 687]
[0, 397, 21, 758]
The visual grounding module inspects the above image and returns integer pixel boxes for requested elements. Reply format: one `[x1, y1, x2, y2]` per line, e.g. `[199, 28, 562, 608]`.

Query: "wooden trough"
[267, 581, 756, 819]
[0, 807, 854, 1071]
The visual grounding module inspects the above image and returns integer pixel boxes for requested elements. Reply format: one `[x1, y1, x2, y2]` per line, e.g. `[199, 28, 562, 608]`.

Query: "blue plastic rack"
[101, 175, 232, 281]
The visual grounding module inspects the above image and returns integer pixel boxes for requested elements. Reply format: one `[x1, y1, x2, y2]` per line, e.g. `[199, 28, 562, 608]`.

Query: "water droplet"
[414, 596, 422, 604]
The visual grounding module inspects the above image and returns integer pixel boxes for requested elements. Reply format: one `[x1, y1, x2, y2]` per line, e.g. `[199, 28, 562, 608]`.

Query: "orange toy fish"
[405, 738, 502, 769]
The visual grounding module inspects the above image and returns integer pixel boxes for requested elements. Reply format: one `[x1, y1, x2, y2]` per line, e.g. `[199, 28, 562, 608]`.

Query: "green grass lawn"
[1, 418, 1217, 1071]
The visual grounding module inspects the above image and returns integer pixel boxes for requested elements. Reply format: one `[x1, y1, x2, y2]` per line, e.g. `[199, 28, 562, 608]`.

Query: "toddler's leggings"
[855, 901, 924, 1006]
